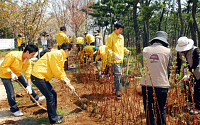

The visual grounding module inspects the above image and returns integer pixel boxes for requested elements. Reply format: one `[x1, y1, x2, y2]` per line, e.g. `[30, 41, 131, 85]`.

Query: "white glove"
[11, 73, 18, 80]
[64, 79, 75, 92]
[182, 74, 190, 82]
[68, 85, 75, 92]
[126, 50, 130, 54]
[175, 74, 179, 79]
[99, 71, 102, 75]
[26, 85, 32, 94]
[115, 54, 121, 61]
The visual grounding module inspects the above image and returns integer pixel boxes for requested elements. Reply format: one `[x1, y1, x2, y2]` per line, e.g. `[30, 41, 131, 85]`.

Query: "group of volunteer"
[1, 21, 199, 125]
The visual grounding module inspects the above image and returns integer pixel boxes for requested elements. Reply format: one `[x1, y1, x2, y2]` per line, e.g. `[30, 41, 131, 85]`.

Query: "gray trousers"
[113, 63, 123, 95]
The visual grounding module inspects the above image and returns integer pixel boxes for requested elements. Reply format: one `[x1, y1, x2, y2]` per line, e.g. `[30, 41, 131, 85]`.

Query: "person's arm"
[168, 52, 173, 78]
[105, 35, 112, 50]
[141, 54, 144, 67]
[27, 79, 31, 86]
[176, 52, 182, 74]
[190, 48, 199, 72]
[0, 53, 15, 74]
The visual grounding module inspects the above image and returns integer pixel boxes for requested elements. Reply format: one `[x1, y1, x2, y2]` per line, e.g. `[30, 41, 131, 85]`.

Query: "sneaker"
[54, 119, 65, 124]
[33, 96, 45, 104]
[190, 109, 199, 115]
[38, 96, 45, 102]
[12, 110, 23, 117]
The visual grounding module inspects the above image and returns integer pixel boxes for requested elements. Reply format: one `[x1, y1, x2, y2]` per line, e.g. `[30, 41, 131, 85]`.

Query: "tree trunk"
[177, 0, 184, 36]
[133, 0, 140, 53]
[191, 0, 200, 46]
[143, 21, 149, 48]
[158, 0, 166, 31]
[189, 22, 197, 46]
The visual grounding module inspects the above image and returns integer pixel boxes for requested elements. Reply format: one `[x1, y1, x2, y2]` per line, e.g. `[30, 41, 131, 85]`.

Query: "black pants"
[194, 79, 200, 109]
[142, 86, 169, 125]
[31, 75, 59, 124]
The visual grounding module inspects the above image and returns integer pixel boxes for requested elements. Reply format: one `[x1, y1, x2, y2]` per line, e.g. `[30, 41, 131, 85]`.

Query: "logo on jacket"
[149, 54, 159, 63]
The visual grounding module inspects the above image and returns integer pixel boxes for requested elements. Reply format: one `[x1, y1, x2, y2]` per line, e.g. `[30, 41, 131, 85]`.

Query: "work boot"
[12, 110, 23, 117]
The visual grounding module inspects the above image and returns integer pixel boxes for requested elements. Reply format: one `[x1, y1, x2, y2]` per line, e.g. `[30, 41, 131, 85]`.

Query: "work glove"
[181, 74, 190, 82]
[11, 73, 18, 80]
[99, 71, 102, 75]
[175, 74, 179, 79]
[64, 79, 75, 92]
[26, 85, 32, 94]
[126, 50, 131, 54]
[115, 54, 121, 61]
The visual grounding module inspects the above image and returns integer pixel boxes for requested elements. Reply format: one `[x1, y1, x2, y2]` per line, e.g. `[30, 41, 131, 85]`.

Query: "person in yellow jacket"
[106, 21, 130, 97]
[31, 42, 75, 124]
[83, 45, 99, 61]
[75, 37, 84, 52]
[56, 26, 70, 70]
[17, 34, 23, 51]
[95, 45, 115, 75]
[0, 44, 45, 116]
[84, 32, 95, 45]
[56, 26, 70, 50]
[75, 37, 85, 64]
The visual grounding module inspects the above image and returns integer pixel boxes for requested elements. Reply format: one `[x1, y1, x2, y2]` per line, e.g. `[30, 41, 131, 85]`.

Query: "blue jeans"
[113, 63, 123, 96]
[31, 75, 59, 124]
[1, 75, 39, 113]
[142, 86, 169, 125]
[42, 45, 47, 51]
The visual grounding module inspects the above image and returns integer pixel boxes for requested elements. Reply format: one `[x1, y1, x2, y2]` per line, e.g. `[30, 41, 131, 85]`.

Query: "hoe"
[16, 80, 47, 111]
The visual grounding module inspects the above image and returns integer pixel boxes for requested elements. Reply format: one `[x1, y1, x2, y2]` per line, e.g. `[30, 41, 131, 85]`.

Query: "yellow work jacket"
[86, 34, 95, 45]
[56, 31, 70, 46]
[95, 45, 115, 71]
[83, 46, 95, 58]
[0, 51, 32, 79]
[69, 38, 72, 43]
[75, 37, 84, 45]
[106, 31, 128, 63]
[17, 37, 23, 47]
[31, 49, 70, 83]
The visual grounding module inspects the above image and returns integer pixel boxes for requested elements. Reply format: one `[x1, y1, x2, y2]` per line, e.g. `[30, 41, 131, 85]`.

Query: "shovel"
[122, 53, 131, 91]
[71, 90, 88, 110]
[16, 80, 47, 111]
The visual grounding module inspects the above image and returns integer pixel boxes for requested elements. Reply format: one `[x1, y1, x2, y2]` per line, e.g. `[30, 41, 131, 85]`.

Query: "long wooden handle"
[16, 80, 47, 111]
